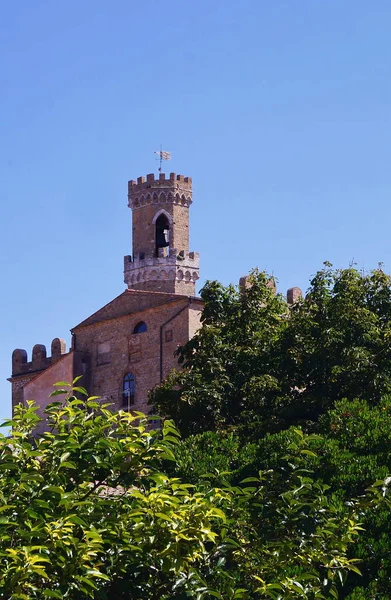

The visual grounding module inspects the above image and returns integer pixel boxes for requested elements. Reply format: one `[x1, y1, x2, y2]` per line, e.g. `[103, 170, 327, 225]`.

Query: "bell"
[156, 228, 169, 248]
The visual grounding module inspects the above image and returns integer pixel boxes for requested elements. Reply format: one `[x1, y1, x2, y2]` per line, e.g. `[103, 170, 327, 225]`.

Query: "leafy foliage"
[278, 264, 391, 426]
[0, 383, 378, 599]
[171, 399, 391, 598]
[151, 264, 391, 437]
[149, 263, 391, 596]
[150, 271, 288, 437]
[0, 386, 228, 599]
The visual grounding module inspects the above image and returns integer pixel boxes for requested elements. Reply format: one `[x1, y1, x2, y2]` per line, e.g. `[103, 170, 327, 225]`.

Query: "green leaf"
[60, 452, 71, 463]
[300, 449, 317, 457]
[72, 386, 88, 396]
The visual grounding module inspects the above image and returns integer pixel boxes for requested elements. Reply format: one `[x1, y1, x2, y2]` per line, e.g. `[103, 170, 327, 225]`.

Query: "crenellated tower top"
[124, 172, 199, 295]
[128, 173, 192, 210]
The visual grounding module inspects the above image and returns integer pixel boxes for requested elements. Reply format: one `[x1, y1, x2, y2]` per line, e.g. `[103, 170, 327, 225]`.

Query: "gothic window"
[122, 373, 135, 408]
[155, 213, 170, 254]
[133, 321, 147, 334]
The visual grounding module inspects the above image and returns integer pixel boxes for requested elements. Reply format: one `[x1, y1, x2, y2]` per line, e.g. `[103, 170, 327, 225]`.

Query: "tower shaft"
[124, 172, 200, 295]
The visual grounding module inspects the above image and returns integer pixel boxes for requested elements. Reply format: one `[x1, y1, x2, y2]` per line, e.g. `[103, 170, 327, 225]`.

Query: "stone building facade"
[9, 172, 203, 424]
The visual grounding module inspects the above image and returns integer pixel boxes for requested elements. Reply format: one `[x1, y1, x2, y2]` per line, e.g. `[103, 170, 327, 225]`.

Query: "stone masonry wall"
[129, 173, 192, 260]
[126, 278, 198, 296]
[132, 204, 166, 259]
[9, 339, 67, 413]
[188, 303, 202, 339]
[126, 172, 198, 295]
[23, 353, 75, 436]
[171, 204, 190, 253]
[10, 376, 33, 412]
[73, 298, 202, 415]
[22, 351, 90, 436]
[131, 204, 190, 259]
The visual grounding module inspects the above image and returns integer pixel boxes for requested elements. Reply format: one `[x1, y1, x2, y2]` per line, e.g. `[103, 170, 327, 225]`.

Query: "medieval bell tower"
[124, 172, 200, 295]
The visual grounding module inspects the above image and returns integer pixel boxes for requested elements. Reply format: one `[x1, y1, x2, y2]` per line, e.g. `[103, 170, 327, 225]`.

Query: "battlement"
[11, 338, 67, 377]
[239, 275, 277, 294]
[124, 250, 200, 292]
[239, 275, 302, 304]
[125, 250, 199, 269]
[128, 173, 192, 209]
[129, 172, 192, 188]
[287, 287, 303, 304]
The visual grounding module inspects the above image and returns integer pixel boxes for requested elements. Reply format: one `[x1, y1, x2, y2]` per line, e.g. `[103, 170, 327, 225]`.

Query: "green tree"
[149, 263, 391, 596]
[0, 382, 375, 599]
[150, 270, 288, 437]
[171, 399, 391, 599]
[278, 264, 391, 427]
[150, 264, 391, 438]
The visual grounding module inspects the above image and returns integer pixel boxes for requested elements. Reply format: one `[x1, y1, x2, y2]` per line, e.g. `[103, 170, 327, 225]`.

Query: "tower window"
[133, 321, 147, 334]
[122, 373, 135, 408]
[155, 213, 170, 254]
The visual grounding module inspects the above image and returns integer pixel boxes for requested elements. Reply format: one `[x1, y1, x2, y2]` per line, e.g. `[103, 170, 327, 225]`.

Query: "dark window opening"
[133, 321, 147, 334]
[122, 373, 135, 408]
[148, 409, 161, 430]
[155, 214, 170, 255]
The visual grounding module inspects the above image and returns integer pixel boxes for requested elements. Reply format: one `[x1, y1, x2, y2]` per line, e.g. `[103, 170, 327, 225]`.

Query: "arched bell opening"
[155, 213, 170, 257]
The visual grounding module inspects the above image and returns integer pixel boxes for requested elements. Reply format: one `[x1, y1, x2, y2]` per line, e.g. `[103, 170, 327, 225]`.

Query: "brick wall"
[9, 339, 68, 412]
[171, 204, 189, 253]
[131, 203, 189, 259]
[73, 298, 202, 415]
[22, 351, 90, 436]
[10, 376, 33, 411]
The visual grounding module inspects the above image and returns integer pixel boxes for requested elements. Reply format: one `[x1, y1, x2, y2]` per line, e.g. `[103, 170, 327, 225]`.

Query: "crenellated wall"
[11, 338, 67, 377]
[124, 251, 200, 294]
[128, 173, 192, 209]
[239, 275, 302, 304]
[9, 339, 68, 411]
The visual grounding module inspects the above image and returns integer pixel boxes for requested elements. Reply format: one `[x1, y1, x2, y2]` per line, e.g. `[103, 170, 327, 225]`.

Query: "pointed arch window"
[155, 213, 170, 254]
[133, 321, 147, 334]
[122, 373, 135, 408]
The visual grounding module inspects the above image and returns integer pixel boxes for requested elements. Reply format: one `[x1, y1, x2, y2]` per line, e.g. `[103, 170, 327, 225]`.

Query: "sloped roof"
[72, 289, 196, 330]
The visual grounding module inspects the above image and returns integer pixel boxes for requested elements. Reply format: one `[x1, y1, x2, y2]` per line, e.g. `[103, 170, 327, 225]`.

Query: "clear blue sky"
[1, 0, 391, 418]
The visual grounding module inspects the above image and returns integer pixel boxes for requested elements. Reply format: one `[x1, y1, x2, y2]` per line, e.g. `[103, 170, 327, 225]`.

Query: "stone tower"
[124, 172, 200, 295]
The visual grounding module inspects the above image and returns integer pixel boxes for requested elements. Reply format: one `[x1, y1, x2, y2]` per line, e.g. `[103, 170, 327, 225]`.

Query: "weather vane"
[154, 146, 172, 173]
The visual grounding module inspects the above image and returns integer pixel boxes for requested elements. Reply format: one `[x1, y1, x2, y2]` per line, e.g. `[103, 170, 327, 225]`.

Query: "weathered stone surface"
[287, 287, 303, 304]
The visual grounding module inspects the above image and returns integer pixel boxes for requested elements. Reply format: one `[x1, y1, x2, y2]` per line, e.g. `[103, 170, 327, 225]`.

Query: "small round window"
[133, 321, 147, 334]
